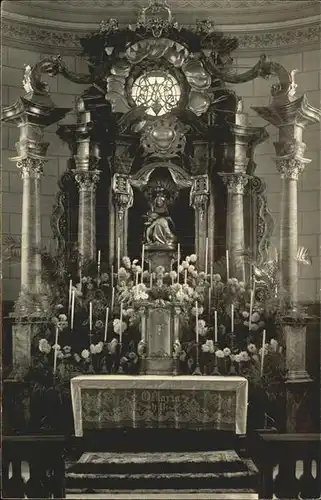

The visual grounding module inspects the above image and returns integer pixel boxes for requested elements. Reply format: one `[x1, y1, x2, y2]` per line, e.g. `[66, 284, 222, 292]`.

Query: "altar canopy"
[71, 375, 248, 437]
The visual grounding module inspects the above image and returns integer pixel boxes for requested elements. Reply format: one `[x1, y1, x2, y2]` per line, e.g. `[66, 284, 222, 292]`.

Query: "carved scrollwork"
[190, 174, 209, 220]
[112, 173, 134, 219]
[23, 55, 93, 96]
[250, 175, 274, 266]
[16, 157, 45, 179]
[50, 170, 75, 254]
[204, 53, 296, 103]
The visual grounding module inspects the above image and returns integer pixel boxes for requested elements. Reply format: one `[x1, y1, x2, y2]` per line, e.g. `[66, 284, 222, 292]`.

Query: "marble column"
[253, 93, 321, 307]
[219, 173, 248, 280]
[74, 170, 100, 261]
[190, 174, 209, 271]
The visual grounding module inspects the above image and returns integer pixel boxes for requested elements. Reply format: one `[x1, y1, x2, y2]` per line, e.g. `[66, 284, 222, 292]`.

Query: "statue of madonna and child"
[144, 187, 176, 248]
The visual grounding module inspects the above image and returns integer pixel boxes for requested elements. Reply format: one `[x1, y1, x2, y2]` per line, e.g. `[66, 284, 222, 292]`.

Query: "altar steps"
[66, 450, 258, 496]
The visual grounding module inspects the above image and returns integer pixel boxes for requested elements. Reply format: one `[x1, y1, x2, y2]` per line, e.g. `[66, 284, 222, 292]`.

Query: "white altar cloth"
[71, 375, 248, 437]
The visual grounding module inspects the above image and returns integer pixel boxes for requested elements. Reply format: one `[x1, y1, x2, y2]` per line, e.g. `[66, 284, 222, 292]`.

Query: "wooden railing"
[252, 432, 321, 500]
[2, 435, 66, 499]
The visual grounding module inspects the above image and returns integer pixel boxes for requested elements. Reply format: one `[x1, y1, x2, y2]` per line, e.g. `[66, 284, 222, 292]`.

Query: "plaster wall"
[2, 45, 320, 302]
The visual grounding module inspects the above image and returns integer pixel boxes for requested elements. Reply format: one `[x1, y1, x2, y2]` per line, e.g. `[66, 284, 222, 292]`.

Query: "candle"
[177, 243, 180, 282]
[71, 290, 75, 330]
[210, 265, 213, 289]
[205, 237, 208, 276]
[231, 304, 234, 333]
[184, 269, 187, 285]
[104, 307, 109, 342]
[261, 329, 266, 376]
[141, 244, 145, 282]
[119, 302, 123, 344]
[214, 310, 218, 343]
[97, 250, 101, 271]
[111, 265, 114, 289]
[111, 287, 115, 313]
[149, 262, 153, 288]
[208, 287, 212, 319]
[135, 271, 139, 286]
[68, 279, 72, 314]
[195, 301, 199, 343]
[89, 302, 92, 332]
[53, 326, 59, 375]
[249, 281, 256, 330]
[226, 249, 229, 280]
[117, 237, 120, 272]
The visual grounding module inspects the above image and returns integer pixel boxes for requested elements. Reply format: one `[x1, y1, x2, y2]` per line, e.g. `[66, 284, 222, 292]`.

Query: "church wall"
[2, 44, 320, 303]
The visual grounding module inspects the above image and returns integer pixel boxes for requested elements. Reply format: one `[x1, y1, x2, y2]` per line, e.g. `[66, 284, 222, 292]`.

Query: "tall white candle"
[195, 301, 199, 343]
[210, 265, 213, 289]
[71, 290, 75, 330]
[97, 250, 101, 277]
[214, 310, 218, 343]
[119, 302, 123, 344]
[111, 287, 115, 313]
[177, 243, 180, 282]
[141, 244, 145, 282]
[136, 271, 139, 286]
[68, 279, 72, 314]
[261, 329, 266, 376]
[226, 249, 230, 280]
[89, 302, 93, 332]
[111, 265, 114, 289]
[104, 307, 109, 342]
[231, 304, 234, 333]
[184, 269, 187, 285]
[205, 237, 208, 276]
[208, 287, 212, 317]
[53, 327, 59, 375]
[117, 237, 120, 272]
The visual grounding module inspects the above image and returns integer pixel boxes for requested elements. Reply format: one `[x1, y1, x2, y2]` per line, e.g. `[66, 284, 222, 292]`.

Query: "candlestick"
[261, 329, 266, 376]
[205, 237, 208, 276]
[68, 279, 72, 314]
[71, 290, 75, 330]
[89, 302, 92, 332]
[141, 244, 145, 282]
[231, 304, 234, 333]
[111, 287, 115, 313]
[135, 271, 139, 286]
[53, 327, 59, 375]
[214, 310, 218, 343]
[104, 307, 109, 342]
[119, 302, 123, 344]
[117, 236, 120, 273]
[226, 249, 229, 280]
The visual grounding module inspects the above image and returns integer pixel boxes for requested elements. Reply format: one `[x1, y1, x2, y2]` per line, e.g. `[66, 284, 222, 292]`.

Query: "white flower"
[182, 261, 189, 269]
[213, 273, 221, 282]
[251, 312, 261, 323]
[242, 311, 249, 318]
[113, 318, 127, 334]
[188, 264, 195, 273]
[133, 259, 139, 265]
[227, 278, 234, 285]
[239, 351, 250, 362]
[96, 341, 104, 353]
[270, 338, 278, 351]
[250, 323, 259, 331]
[58, 314, 67, 322]
[135, 265, 142, 274]
[202, 344, 210, 353]
[74, 353, 81, 363]
[259, 346, 268, 356]
[169, 270, 177, 280]
[122, 256, 131, 269]
[247, 343, 257, 353]
[57, 351, 64, 359]
[89, 343, 96, 354]
[191, 270, 198, 278]
[39, 338, 51, 354]
[176, 291, 185, 302]
[205, 340, 215, 353]
[223, 347, 231, 356]
[239, 281, 245, 288]
[118, 267, 127, 276]
[81, 349, 90, 359]
[234, 354, 241, 363]
[215, 349, 224, 358]
[55, 304, 64, 310]
[52, 343, 61, 351]
[178, 265, 184, 273]
[190, 254, 197, 263]
[192, 306, 204, 316]
[185, 256, 191, 263]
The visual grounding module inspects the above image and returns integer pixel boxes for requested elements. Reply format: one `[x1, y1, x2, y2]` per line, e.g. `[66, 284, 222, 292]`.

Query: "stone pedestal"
[145, 245, 175, 272]
[12, 320, 45, 374]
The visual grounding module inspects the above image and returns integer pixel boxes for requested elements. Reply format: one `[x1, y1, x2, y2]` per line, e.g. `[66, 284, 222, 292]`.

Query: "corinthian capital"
[16, 157, 45, 179]
[275, 157, 310, 180]
[74, 170, 100, 191]
[218, 172, 249, 195]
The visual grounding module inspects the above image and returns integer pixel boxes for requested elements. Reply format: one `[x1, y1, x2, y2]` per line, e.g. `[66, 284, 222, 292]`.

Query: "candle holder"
[192, 342, 202, 376]
[211, 345, 220, 375]
[173, 356, 180, 376]
[229, 332, 237, 375]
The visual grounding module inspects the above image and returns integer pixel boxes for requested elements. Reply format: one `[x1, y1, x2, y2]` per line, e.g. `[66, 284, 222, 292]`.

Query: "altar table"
[70, 375, 248, 437]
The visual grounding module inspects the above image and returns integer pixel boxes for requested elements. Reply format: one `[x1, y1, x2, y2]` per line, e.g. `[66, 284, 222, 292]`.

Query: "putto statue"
[144, 187, 176, 247]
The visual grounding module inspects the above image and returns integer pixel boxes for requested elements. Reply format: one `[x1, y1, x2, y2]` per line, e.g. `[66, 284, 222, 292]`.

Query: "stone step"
[68, 450, 246, 474]
[66, 489, 259, 499]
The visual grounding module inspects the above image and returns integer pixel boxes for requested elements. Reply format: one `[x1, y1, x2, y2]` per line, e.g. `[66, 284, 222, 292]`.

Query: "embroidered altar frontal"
[71, 376, 248, 437]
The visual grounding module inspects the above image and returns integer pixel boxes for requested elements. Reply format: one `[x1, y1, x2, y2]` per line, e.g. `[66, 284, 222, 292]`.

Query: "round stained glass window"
[131, 70, 181, 116]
